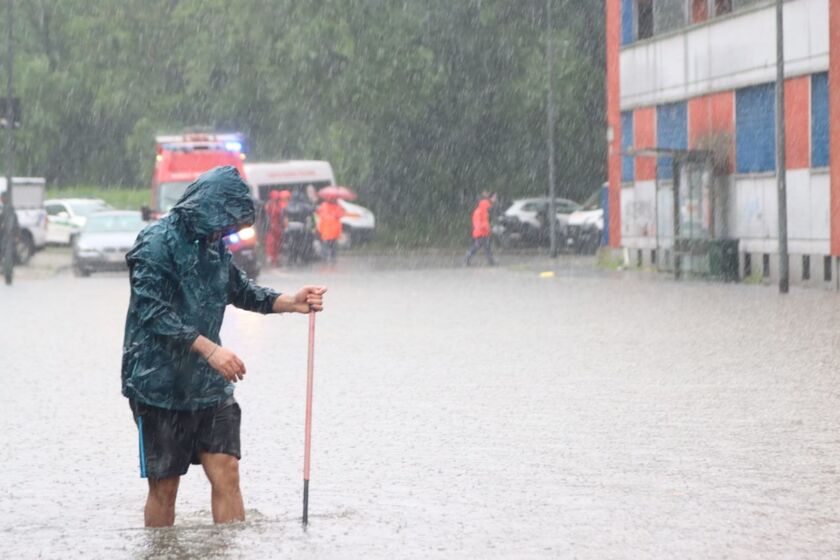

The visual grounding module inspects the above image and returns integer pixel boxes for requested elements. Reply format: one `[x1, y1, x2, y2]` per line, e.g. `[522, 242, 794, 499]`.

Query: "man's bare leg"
[145, 476, 180, 527]
[200, 452, 245, 524]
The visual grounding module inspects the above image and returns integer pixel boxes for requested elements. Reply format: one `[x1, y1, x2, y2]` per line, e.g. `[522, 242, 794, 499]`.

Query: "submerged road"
[2, 256, 840, 558]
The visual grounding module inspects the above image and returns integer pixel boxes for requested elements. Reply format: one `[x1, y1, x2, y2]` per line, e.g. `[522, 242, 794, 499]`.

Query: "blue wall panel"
[736, 84, 776, 173]
[811, 72, 829, 168]
[622, 111, 634, 182]
[621, 0, 634, 45]
[656, 102, 687, 180]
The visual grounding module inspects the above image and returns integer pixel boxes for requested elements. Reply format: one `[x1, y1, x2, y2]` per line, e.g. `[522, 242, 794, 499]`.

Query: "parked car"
[565, 190, 604, 254]
[72, 211, 146, 277]
[495, 197, 581, 247]
[338, 199, 375, 247]
[0, 177, 48, 264]
[45, 198, 112, 245]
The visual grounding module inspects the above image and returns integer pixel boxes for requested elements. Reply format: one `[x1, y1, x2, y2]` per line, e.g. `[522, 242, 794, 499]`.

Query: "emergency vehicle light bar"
[155, 132, 245, 146]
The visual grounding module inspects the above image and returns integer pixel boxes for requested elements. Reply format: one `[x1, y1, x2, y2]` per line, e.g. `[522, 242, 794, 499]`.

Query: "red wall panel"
[784, 77, 810, 170]
[633, 107, 657, 180]
[692, 0, 709, 23]
[689, 92, 735, 173]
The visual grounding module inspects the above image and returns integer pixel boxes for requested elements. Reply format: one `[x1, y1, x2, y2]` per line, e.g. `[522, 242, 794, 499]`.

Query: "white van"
[244, 161, 375, 245]
[0, 177, 48, 263]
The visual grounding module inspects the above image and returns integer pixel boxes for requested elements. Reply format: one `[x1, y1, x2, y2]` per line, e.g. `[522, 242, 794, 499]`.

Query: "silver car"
[72, 211, 146, 277]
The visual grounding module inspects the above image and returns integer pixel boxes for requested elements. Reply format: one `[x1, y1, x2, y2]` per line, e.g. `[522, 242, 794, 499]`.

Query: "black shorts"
[129, 398, 241, 480]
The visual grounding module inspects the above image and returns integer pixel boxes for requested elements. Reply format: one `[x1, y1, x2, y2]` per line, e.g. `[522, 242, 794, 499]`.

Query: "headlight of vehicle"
[238, 226, 256, 241]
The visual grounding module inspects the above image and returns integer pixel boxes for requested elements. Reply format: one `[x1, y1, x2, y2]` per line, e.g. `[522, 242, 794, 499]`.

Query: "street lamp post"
[546, 0, 557, 258]
[2, 0, 14, 286]
[775, 0, 789, 294]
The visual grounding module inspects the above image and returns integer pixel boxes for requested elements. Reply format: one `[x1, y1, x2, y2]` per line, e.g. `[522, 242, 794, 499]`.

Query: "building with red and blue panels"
[606, 0, 837, 283]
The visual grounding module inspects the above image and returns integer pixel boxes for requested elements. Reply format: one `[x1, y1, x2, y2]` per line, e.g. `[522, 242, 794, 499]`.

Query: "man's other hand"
[207, 345, 246, 382]
[273, 286, 327, 314]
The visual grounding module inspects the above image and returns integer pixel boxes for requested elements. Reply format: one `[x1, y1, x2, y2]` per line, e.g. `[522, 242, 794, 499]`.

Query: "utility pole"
[775, 0, 789, 294]
[546, 0, 557, 258]
[2, 0, 14, 286]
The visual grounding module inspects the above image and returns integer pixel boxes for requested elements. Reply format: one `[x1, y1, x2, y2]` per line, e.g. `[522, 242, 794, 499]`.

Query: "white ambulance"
[244, 161, 375, 246]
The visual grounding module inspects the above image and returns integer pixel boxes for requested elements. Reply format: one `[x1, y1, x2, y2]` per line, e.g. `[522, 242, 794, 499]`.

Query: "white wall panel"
[762, 176, 779, 240]
[635, 180, 657, 237]
[657, 185, 675, 248]
[620, 0, 828, 110]
[729, 171, 829, 254]
[621, 187, 635, 239]
[620, 181, 659, 248]
[786, 169, 811, 239]
[809, 171, 830, 241]
[733, 176, 773, 239]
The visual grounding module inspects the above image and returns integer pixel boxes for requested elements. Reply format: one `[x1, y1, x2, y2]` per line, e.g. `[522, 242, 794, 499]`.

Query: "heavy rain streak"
[2, 1, 840, 558]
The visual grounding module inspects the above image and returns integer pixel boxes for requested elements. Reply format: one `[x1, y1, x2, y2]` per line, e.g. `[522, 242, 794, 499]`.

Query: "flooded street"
[2, 257, 840, 558]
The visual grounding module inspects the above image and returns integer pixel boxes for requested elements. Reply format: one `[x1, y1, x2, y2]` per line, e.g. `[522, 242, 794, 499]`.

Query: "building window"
[811, 72, 829, 168]
[657, 101, 688, 180]
[637, 0, 654, 40]
[692, 0, 709, 23]
[622, 0, 635, 45]
[622, 111, 635, 182]
[736, 83, 776, 174]
[733, 0, 766, 9]
[714, 0, 733, 15]
[627, 0, 775, 41]
[654, 0, 688, 34]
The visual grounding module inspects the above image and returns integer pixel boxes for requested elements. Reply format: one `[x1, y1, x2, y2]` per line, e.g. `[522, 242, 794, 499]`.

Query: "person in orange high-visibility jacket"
[465, 197, 496, 266]
[263, 191, 287, 266]
[316, 198, 346, 262]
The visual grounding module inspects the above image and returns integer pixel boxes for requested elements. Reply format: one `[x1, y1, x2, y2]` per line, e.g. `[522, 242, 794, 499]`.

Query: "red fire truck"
[145, 132, 261, 278]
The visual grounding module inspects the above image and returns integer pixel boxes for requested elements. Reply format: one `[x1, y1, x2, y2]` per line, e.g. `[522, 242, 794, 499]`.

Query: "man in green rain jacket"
[122, 166, 325, 527]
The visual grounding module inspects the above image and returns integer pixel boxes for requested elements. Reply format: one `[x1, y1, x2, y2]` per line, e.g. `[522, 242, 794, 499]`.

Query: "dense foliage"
[6, 0, 604, 227]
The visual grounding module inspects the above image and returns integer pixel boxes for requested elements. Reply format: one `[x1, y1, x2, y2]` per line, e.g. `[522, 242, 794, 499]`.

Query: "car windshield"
[70, 200, 111, 217]
[514, 199, 580, 213]
[158, 181, 191, 212]
[581, 190, 600, 210]
[84, 213, 146, 233]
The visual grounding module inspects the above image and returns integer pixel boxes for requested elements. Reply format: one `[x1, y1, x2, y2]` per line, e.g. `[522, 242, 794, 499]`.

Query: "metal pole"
[673, 157, 680, 280]
[302, 311, 316, 527]
[3, 0, 15, 286]
[546, 0, 557, 258]
[2, 0, 14, 285]
[775, 0, 789, 293]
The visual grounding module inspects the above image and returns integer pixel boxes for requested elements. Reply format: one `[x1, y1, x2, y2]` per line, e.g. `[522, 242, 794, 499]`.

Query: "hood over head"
[171, 166, 255, 239]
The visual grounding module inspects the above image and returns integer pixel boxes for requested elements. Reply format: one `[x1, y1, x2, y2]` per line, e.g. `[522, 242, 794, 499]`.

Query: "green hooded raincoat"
[121, 166, 279, 410]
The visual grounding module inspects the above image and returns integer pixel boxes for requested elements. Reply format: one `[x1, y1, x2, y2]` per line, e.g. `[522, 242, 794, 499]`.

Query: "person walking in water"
[465, 196, 496, 266]
[316, 195, 346, 262]
[263, 190, 285, 266]
[121, 166, 326, 527]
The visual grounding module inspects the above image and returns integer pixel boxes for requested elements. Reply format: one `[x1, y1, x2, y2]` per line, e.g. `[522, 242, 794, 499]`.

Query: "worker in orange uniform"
[263, 190, 287, 266]
[465, 196, 496, 266]
[316, 196, 346, 262]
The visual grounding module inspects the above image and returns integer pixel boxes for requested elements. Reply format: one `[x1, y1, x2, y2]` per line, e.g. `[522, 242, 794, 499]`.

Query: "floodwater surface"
[2, 257, 840, 558]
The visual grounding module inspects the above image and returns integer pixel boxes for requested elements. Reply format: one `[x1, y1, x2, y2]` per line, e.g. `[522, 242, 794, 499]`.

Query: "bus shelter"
[624, 148, 735, 280]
